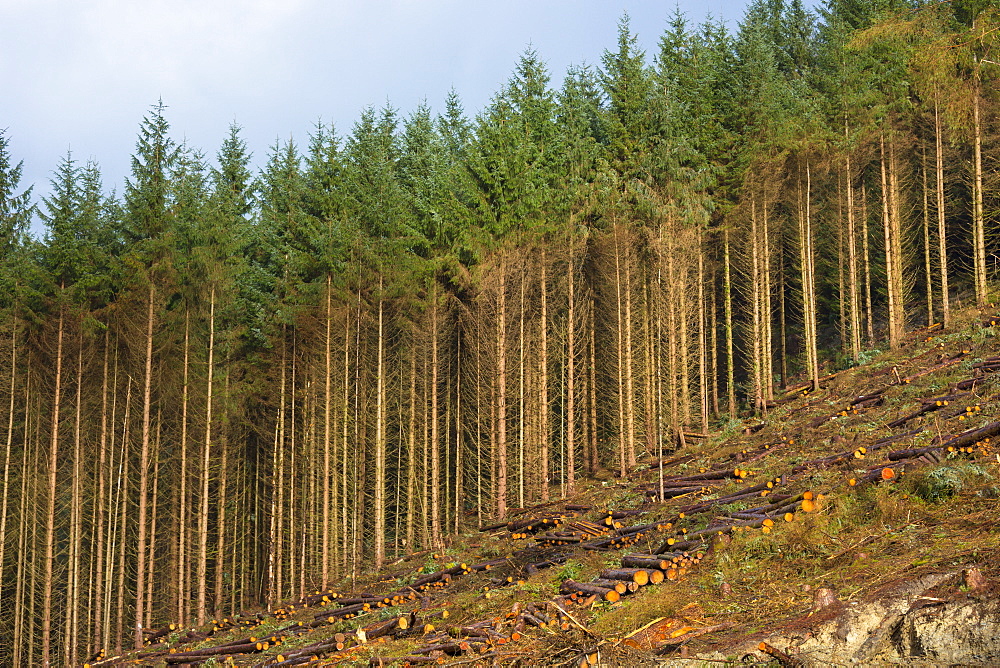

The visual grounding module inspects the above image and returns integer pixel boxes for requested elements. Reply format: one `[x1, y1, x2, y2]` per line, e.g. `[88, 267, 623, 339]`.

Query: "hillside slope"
[88, 309, 1000, 667]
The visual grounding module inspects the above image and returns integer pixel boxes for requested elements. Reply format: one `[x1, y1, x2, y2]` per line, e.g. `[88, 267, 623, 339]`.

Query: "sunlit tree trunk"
[723, 229, 736, 416]
[134, 284, 156, 648]
[972, 72, 987, 306]
[374, 282, 386, 567]
[196, 288, 215, 622]
[540, 253, 550, 498]
[845, 134, 861, 358]
[322, 274, 333, 585]
[430, 281, 442, 543]
[614, 226, 626, 474]
[496, 262, 508, 518]
[565, 239, 576, 493]
[176, 310, 190, 625]
[0, 319, 17, 638]
[65, 329, 85, 664]
[922, 144, 934, 326]
[935, 96, 950, 325]
[41, 299, 65, 665]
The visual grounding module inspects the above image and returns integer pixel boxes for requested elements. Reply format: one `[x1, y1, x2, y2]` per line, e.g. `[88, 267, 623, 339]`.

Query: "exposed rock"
[661, 572, 1000, 667]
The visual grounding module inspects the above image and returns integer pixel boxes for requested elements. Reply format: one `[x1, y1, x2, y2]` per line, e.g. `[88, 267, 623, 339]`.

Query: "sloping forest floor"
[87, 306, 1000, 667]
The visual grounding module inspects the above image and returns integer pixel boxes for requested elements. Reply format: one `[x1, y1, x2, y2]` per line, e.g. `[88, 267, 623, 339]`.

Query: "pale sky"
[1, 0, 774, 228]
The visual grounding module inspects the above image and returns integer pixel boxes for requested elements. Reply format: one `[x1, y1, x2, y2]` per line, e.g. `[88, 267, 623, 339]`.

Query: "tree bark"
[935, 96, 950, 325]
[41, 299, 65, 665]
[196, 288, 215, 623]
[724, 229, 736, 416]
[374, 282, 386, 567]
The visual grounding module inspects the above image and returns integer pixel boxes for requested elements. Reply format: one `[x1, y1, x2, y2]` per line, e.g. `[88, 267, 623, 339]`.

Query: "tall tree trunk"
[588, 299, 598, 473]
[196, 288, 215, 623]
[862, 184, 875, 344]
[845, 135, 861, 358]
[799, 162, 819, 388]
[0, 318, 17, 638]
[614, 226, 627, 474]
[922, 143, 934, 326]
[374, 282, 386, 567]
[540, 252, 550, 498]
[41, 299, 65, 665]
[134, 284, 155, 648]
[406, 350, 416, 549]
[115, 377, 132, 653]
[496, 262, 508, 519]
[624, 241, 636, 467]
[935, 96, 950, 325]
[751, 197, 764, 411]
[723, 229, 736, 416]
[454, 332, 463, 533]
[879, 135, 904, 348]
[213, 360, 230, 614]
[13, 366, 33, 666]
[65, 329, 85, 665]
[176, 310, 190, 625]
[322, 274, 332, 585]
[972, 71, 987, 306]
[431, 281, 442, 543]
[565, 238, 575, 493]
[762, 201, 774, 404]
[517, 273, 525, 506]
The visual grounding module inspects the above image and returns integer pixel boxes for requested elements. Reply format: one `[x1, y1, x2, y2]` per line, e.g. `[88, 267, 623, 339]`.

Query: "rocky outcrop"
[671, 570, 1000, 667]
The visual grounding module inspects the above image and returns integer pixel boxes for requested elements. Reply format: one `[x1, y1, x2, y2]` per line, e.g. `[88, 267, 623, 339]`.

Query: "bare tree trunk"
[517, 273, 525, 506]
[431, 281, 442, 544]
[406, 349, 416, 549]
[922, 143, 934, 326]
[845, 134, 861, 358]
[65, 329, 85, 664]
[374, 282, 386, 567]
[213, 360, 230, 614]
[115, 377, 132, 653]
[972, 72, 987, 306]
[134, 284, 156, 648]
[341, 310, 351, 569]
[454, 333, 463, 533]
[540, 253, 550, 498]
[496, 262, 508, 519]
[879, 135, 904, 348]
[799, 162, 819, 387]
[145, 412, 161, 628]
[587, 298, 600, 473]
[861, 184, 874, 344]
[176, 310, 190, 625]
[762, 201, 774, 404]
[565, 238, 575, 493]
[723, 229, 736, 416]
[935, 97, 950, 325]
[41, 300, 65, 665]
[614, 226, 627, 474]
[624, 242, 636, 467]
[322, 274, 332, 586]
[751, 197, 764, 411]
[0, 318, 17, 638]
[196, 288, 215, 623]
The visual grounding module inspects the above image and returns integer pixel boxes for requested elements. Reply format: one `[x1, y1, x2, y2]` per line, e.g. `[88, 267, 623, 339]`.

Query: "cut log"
[560, 580, 620, 602]
[162, 642, 266, 663]
[590, 578, 629, 594]
[599, 568, 657, 586]
[621, 554, 671, 570]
